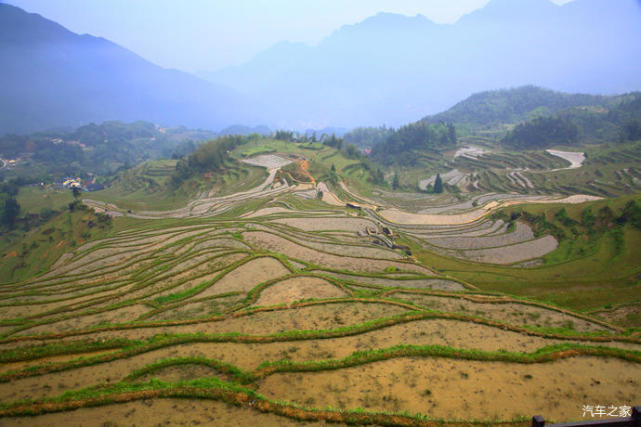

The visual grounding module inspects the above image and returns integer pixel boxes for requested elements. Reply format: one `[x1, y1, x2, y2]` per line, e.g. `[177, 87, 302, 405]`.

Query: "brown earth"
[592, 305, 641, 327]
[200, 257, 290, 296]
[390, 292, 611, 333]
[254, 277, 348, 306]
[271, 217, 376, 232]
[2, 317, 637, 404]
[313, 271, 465, 291]
[0, 302, 409, 349]
[243, 231, 430, 274]
[462, 236, 558, 264]
[0, 398, 328, 426]
[17, 304, 150, 336]
[258, 357, 641, 422]
[146, 295, 245, 321]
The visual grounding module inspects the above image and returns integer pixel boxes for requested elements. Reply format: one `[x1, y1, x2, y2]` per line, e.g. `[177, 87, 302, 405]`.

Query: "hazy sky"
[4, 0, 575, 73]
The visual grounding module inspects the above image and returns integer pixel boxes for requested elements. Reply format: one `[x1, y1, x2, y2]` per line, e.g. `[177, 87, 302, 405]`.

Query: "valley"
[1, 135, 640, 425]
[1, 4, 640, 420]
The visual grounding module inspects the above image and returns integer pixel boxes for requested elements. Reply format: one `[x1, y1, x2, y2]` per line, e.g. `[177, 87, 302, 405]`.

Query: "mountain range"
[0, 3, 248, 135]
[202, 0, 641, 128]
[1, 0, 640, 135]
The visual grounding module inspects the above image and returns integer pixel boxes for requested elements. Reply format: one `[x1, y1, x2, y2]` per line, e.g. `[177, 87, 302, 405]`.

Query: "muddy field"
[0, 184, 637, 425]
[463, 235, 558, 264]
[202, 256, 290, 295]
[258, 357, 640, 422]
[5, 317, 631, 404]
[254, 277, 348, 306]
[243, 231, 429, 274]
[2, 399, 322, 427]
[425, 221, 535, 250]
[0, 302, 410, 347]
[313, 271, 465, 291]
[390, 292, 612, 333]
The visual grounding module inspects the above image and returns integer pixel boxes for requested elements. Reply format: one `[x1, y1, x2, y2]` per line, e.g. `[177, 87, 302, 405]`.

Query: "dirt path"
[546, 149, 586, 170]
[84, 154, 300, 219]
[379, 194, 601, 225]
[316, 182, 344, 206]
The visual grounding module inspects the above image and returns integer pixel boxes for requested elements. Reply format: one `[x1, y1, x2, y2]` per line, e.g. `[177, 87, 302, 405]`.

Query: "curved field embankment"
[1, 178, 637, 425]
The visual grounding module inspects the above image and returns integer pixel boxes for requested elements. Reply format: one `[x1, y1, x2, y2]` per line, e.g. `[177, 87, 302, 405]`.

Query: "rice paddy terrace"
[1, 153, 640, 426]
[411, 141, 641, 198]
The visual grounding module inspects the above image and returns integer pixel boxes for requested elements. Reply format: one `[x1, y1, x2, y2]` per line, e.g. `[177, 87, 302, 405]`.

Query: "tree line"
[502, 116, 578, 150]
[0, 181, 20, 229]
[170, 135, 248, 186]
[370, 121, 456, 165]
[502, 92, 641, 149]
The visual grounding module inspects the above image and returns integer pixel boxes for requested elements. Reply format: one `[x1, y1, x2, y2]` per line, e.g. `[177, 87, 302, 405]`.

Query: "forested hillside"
[0, 121, 217, 182]
[171, 135, 249, 186]
[502, 91, 641, 149]
[358, 87, 641, 159]
[370, 121, 456, 165]
[424, 86, 607, 127]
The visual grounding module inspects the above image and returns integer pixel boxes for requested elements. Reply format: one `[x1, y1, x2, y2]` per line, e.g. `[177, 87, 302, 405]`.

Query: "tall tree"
[392, 171, 400, 190]
[433, 174, 443, 194]
[447, 123, 456, 144]
[1, 196, 20, 227]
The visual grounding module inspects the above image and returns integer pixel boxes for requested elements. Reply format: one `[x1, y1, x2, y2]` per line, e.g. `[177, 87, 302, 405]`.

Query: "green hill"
[502, 92, 641, 149]
[424, 86, 609, 127]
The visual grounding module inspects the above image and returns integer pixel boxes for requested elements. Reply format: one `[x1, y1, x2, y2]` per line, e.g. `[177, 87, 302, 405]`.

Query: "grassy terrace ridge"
[1, 309, 638, 385]
[1, 296, 633, 347]
[0, 379, 535, 426]
[252, 343, 641, 377]
[1, 343, 640, 423]
[1, 140, 641, 424]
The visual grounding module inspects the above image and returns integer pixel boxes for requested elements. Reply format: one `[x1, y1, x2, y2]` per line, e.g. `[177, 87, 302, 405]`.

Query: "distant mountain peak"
[457, 0, 558, 24]
[334, 11, 435, 36]
[0, 3, 246, 134]
[362, 12, 432, 25]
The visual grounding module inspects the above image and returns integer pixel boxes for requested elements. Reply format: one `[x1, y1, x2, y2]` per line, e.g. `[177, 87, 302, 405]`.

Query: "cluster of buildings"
[50, 138, 87, 149]
[0, 158, 19, 169]
[59, 175, 104, 192]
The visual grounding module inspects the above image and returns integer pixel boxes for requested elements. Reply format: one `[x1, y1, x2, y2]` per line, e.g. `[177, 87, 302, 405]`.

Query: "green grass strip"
[254, 343, 641, 377]
[0, 376, 533, 425]
[123, 356, 255, 384]
[0, 338, 134, 363]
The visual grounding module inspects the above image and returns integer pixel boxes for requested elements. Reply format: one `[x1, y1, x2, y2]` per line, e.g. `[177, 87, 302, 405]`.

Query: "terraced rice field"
[1, 158, 639, 426]
[430, 142, 641, 197]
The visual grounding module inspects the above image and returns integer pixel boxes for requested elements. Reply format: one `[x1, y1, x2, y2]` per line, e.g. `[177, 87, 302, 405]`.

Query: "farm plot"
[241, 154, 292, 169]
[423, 221, 534, 250]
[419, 169, 466, 190]
[199, 256, 290, 295]
[312, 271, 465, 291]
[271, 216, 376, 232]
[454, 146, 488, 159]
[146, 294, 246, 320]
[0, 302, 410, 347]
[546, 149, 586, 170]
[1, 399, 314, 427]
[462, 235, 558, 264]
[257, 227, 403, 259]
[242, 231, 428, 273]
[388, 292, 612, 333]
[1, 182, 638, 426]
[254, 277, 348, 306]
[257, 357, 640, 422]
